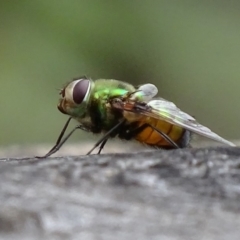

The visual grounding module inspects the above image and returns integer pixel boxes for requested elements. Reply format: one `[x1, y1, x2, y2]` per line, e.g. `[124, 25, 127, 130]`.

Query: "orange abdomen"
[134, 117, 185, 147]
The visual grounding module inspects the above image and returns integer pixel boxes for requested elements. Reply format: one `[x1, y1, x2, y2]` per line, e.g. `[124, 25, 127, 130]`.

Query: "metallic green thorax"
[75, 79, 135, 133]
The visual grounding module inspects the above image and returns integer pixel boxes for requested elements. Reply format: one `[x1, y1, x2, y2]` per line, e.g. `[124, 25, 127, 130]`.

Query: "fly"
[39, 76, 235, 157]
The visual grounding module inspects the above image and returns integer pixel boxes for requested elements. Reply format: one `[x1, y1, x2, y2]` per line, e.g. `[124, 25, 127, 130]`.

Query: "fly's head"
[58, 77, 93, 118]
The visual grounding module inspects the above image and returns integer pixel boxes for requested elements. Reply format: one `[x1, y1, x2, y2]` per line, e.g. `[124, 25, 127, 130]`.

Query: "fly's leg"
[123, 123, 179, 149]
[36, 117, 72, 158]
[36, 117, 88, 158]
[86, 119, 126, 155]
[38, 125, 87, 158]
[97, 138, 108, 154]
[148, 124, 179, 148]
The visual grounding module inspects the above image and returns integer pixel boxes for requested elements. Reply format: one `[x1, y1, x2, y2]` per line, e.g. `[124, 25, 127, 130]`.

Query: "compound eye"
[72, 79, 90, 104]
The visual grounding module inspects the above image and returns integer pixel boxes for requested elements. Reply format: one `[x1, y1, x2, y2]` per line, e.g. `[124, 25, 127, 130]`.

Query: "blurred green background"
[0, 0, 240, 146]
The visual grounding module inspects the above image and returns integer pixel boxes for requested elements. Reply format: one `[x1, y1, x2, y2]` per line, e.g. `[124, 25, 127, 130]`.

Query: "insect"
[40, 76, 235, 157]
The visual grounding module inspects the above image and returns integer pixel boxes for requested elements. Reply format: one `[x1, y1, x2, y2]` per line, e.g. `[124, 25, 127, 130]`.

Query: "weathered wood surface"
[1, 146, 240, 240]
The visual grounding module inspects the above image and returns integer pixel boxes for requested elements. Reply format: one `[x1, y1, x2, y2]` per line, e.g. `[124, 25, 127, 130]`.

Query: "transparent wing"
[140, 99, 235, 146]
[112, 85, 235, 146]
